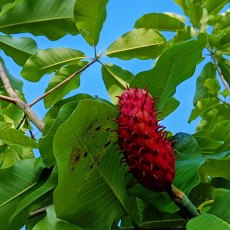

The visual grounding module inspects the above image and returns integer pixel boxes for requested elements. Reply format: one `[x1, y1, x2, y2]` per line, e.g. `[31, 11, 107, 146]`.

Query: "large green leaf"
[187, 213, 230, 230]
[135, 13, 185, 31]
[53, 99, 137, 228]
[0, 159, 44, 228]
[200, 152, 230, 180]
[74, 0, 108, 46]
[204, 0, 230, 15]
[106, 28, 166, 59]
[101, 63, 134, 104]
[0, 128, 38, 148]
[209, 190, 230, 224]
[33, 205, 85, 230]
[39, 102, 79, 167]
[0, 0, 78, 40]
[131, 36, 206, 110]
[44, 62, 88, 108]
[173, 133, 205, 194]
[0, 35, 39, 66]
[21, 48, 86, 82]
[8, 168, 57, 230]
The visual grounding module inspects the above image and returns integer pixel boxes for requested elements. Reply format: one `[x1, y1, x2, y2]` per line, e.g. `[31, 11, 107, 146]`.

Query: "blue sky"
[2, 0, 205, 137]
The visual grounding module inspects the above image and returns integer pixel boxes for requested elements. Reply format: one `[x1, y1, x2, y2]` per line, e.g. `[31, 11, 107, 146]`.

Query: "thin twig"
[207, 47, 230, 91]
[29, 205, 49, 219]
[0, 62, 45, 131]
[0, 94, 17, 104]
[29, 57, 99, 107]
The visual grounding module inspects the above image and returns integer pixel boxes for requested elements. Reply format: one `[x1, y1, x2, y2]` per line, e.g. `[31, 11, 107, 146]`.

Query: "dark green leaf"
[0, 128, 38, 148]
[44, 62, 88, 108]
[218, 57, 230, 86]
[74, 0, 108, 46]
[106, 28, 166, 59]
[131, 36, 206, 110]
[0, 0, 78, 40]
[135, 13, 185, 31]
[53, 100, 136, 228]
[101, 63, 134, 104]
[21, 48, 86, 82]
[0, 35, 39, 66]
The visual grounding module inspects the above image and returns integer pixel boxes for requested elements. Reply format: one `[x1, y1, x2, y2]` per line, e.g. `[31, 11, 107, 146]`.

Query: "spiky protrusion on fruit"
[117, 87, 175, 192]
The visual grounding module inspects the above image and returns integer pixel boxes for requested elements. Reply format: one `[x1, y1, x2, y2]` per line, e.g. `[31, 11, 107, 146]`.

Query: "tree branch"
[0, 62, 45, 131]
[29, 57, 99, 107]
[0, 94, 17, 104]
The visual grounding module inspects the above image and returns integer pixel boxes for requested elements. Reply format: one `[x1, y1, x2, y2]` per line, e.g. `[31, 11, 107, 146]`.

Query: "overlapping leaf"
[204, 0, 230, 15]
[0, 0, 78, 40]
[135, 13, 185, 31]
[0, 35, 39, 66]
[106, 28, 166, 59]
[21, 48, 86, 82]
[101, 63, 134, 104]
[0, 159, 44, 228]
[53, 99, 137, 228]
[0, 128, 37, 148]
[74, 0, 108, 46]
[44, 61, 88, 108]
[131, 36, 206, 110]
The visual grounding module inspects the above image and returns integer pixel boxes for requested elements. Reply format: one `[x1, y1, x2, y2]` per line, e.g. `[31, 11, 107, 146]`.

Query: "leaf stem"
[0, 62, 44, 131]
[167, 184, 200, 218]
[29, 56, 100, 107]
[198, 199, 214, 212]
[29, 205, 50, 219]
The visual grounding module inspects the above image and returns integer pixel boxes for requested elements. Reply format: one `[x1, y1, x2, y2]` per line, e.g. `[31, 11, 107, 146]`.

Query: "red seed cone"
[117, 87, 175, 192]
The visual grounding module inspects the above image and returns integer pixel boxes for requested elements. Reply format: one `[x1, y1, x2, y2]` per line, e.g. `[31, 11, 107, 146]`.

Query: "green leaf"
[173, 133, 205, 194]
[159, 97, 180, 119]
[33, 205, 85, 230]
[218, 57, 230, 86]
[209, 190, 230, 224]
[106, 28, 166, 59]
[200, 154, 230, 180]
[0, 0, 78, 40]
[174, 0, 203, 28]
[74, 0, 108, 46]
[204, 0, 230, 15]
[135, 13, 185, 31]
[21, 48, 86, 82]
[172, 26, 197, 44]
[101, 63, 134, 104]
[0, 128, 38, 148]
[39, 102, 79, 167]
[8, 169, 57, 229]
[44, 62, 88, 108]
[0, 159, 44, 228]
[193, 62, 219, 105]
[187, 213, 230, 230]
[214, 11, 230, 31]
[53, 99, 136, 228]
[42, 94, 92, 124]
[131, 36, 206, 110]
[0, 35, 39, 66]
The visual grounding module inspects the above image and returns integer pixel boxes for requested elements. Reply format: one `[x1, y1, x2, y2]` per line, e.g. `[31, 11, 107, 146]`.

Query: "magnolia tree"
[0, 0, 230, 229]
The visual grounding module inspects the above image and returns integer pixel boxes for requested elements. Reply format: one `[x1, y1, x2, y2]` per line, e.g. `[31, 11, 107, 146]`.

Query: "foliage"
[0, 0, 229, 229]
